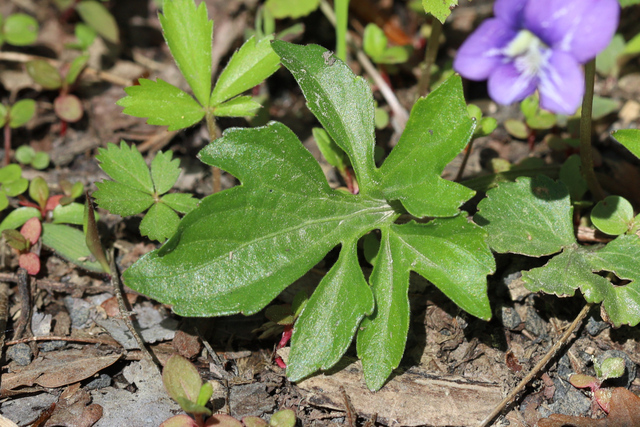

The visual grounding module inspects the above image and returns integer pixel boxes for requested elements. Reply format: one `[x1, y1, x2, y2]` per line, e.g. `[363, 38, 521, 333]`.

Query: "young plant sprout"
[453, 0, 619, 114]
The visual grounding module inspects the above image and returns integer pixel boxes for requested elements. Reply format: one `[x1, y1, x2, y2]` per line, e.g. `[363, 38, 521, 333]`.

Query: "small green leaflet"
[124, 42, 493, 391]
[422, 0, 460, 23]
[117, 0, 280, 130]
[476, 176, 640, 327]
[94, 142, 198, 242]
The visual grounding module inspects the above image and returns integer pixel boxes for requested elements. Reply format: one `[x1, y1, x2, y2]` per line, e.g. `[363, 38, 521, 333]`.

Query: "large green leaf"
[123, 44, 493, 391]
[271, 41, 378, 194]
[124, 122, 393, 316]
[159, 0, 212, 107]
[380, 76, 475, 217]
[209, 36, 280, 107]
[116, 79, 205, 131]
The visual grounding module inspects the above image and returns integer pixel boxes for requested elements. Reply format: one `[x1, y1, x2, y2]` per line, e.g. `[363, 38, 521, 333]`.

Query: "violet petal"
[524, 0, 619, 63]
[537, 50, 584, 115]
[494, 0, 528, 29]
[454, 19, 517, 81]
[487, 62, 538, 105]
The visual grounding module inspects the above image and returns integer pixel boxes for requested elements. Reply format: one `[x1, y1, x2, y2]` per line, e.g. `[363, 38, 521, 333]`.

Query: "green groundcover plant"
[123, 41, 495, 391]
[108, 0, 640, 394]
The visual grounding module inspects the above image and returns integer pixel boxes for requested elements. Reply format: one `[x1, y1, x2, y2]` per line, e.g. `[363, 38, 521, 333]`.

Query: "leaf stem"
[3, 123, 11, 166]
[335, 0, 350, 61]
[579, 59, 605, 202]
[205, 111, 222, 193]
[416, 18, 442, 99]
[478, 303, 593, 427]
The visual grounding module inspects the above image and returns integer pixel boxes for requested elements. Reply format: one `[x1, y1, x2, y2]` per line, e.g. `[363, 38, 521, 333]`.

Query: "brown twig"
[5, 335, 120, 347]
[13, 268, 32, 341]
[110, 253, 157, 369]
[478, 303, 593, 427]
[0, 51, 133, 87]
[340, 386, 357, 427]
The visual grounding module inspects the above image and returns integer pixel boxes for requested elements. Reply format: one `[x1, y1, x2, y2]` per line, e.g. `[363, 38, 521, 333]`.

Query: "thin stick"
[478, 303, 592, 427]
[3, 124, 10, 166]
[110, 253, 157, 367]
[579, 60, 605, 202]
[454, 139, 475, 182]
[6, 335, 120, 347]
[0, 51, 133, 87]
[13, 268, 31, 340]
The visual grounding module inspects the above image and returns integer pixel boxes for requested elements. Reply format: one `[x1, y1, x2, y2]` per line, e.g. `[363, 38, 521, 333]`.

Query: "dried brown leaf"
[538, 387, 640, 427]
[1, 349, 120, 391]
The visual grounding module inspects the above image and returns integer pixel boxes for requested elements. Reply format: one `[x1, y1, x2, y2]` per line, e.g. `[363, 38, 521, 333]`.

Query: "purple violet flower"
[453, 0, 619, 115]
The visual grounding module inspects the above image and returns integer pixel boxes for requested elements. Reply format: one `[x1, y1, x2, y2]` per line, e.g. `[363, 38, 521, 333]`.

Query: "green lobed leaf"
[75, 0, 119, 44]
[41, 223, 105, 272]
[9, 99, 36, 128]
[209, 36, 280, 107]
[160, 193, 199, 214]
[356, 227, 410, 391]
[584, 234, 640, 326]
[212, 96, 263, 117]
[422, 0, 458, 23]
[611, 129, 640, 159]
[96, 141, 153, 193]
[150, 150, 180, 195]
[591, 195, 634, 236]
[123, 122, 395, 316]
[380, 76, 475, 217]
[93, 180, 154, 216]
[117, 79, 205, 131]
[287, 240, 375, 381]
[271, 41, 379, 194]
[3, 13, 39, 46]
[475, 176, 576, 256]
[559, 154, 587, 201]
[139, 202, 180, 242]
[159, 0, 212, 107]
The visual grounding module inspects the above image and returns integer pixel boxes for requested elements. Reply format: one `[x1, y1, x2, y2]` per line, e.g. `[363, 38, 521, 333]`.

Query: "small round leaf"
[4, 13, 39, 46]
[32, 152, 50, 170]
[162, 355, 202, 409]
[9, 99, 36, 128]
[19, 252, 40, 275]
[54, 94, 83, 123]
[591, 195, 634, 236]
[269, 409, 296, 427]
[76, 1, 120, 44]
[26, 60, 62, 90]
[504, 119, 528, 139]
[15, 145, 36, 164]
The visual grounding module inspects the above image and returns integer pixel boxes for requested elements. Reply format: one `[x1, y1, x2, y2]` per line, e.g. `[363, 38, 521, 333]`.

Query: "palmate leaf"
[159, 0, 212, 107]
[123, 42, 493, 390]
[477, 177, 640, 327]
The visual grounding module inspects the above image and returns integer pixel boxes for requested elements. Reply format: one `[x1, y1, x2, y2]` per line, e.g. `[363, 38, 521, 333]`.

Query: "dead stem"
[478, 303, 593, 427]
[110, 253, 158, 370]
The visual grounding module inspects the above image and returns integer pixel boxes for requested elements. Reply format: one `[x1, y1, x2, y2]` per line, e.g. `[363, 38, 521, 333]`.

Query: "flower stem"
[416, 18, 442, 99]
[335, 0, 350, 61]
[579, 59, 605, 202]
[3, 123, 11, 166]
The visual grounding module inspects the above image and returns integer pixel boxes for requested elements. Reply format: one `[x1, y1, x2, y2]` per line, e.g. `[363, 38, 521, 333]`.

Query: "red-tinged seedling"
[3, 217, 42, 275]
[161, 356, 296, 427]
[569, 356, 626, 413]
